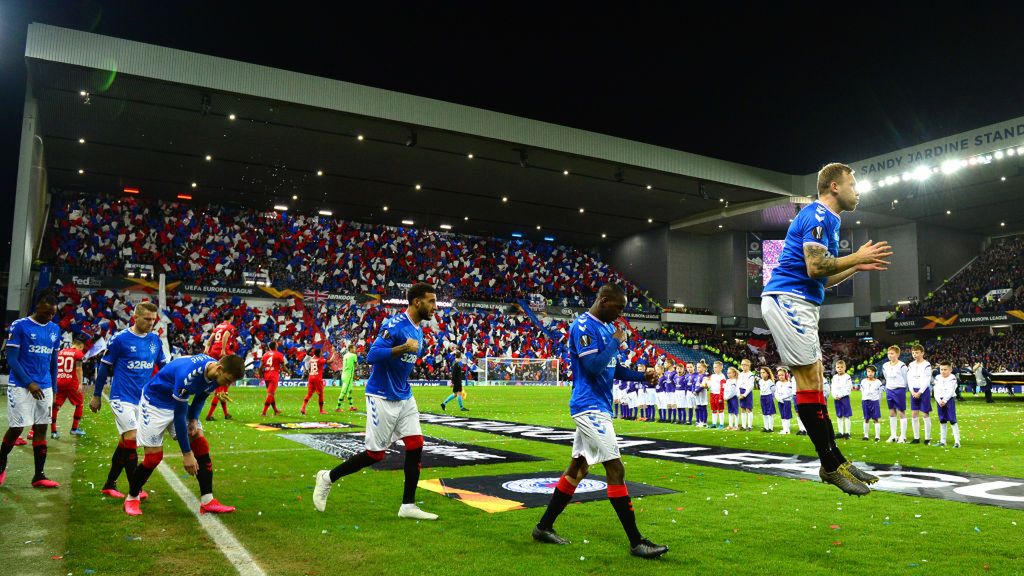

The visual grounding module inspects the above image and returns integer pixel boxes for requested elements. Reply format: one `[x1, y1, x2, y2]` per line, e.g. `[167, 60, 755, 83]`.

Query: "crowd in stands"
[48, 192, 660, 313]
[896, 235, 1024, 318]
[655, 324, 885, 376]
[924, 329, 1024, 372]
[316, 301, 567, 380]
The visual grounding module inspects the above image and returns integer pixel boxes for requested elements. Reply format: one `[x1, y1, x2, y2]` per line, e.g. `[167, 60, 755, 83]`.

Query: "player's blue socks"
[689, 408, 695, 424]
[457, 395, 464, 409]
[442, 393, 456, 407]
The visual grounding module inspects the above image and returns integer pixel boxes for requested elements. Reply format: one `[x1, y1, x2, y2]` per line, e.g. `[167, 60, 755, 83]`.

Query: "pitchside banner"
[419, 472, 675, 513]
[544, 304, 660, 321]
[57, 275, 376, 302]
[280, 433, 543, 469]
[418, 413, 1024, 510]
[886, 310, 1024, 331]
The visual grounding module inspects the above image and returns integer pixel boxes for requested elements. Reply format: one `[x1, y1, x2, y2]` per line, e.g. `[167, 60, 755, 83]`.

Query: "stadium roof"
[25, 24, 789, 247]
[23, 24, 1024, 245]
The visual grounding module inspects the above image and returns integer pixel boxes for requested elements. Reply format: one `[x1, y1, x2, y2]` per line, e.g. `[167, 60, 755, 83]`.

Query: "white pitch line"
[161, 447, 308, 458]
[156, 463, 267, 576]
[100, 392, 265, 576]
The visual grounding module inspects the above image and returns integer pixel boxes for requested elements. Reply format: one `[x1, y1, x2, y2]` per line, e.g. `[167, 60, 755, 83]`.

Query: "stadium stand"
[896, 235, 1024, 318]
[48, 193, 661, 313]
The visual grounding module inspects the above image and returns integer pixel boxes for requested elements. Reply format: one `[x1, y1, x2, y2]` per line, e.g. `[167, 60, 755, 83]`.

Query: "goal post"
[481, 357, 562, 386]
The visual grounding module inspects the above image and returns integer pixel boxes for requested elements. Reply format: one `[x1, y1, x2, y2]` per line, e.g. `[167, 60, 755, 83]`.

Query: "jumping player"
[761, 162, 891, 495]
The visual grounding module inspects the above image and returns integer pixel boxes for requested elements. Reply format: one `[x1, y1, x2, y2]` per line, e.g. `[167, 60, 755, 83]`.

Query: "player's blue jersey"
[143, 354, 218, 410]
[365, 312, 423, 401]
[102, 329, 168, 403]
[763, 200, 841, 305]
[568, 313, 644, 416]
[5, 317, 61, 389]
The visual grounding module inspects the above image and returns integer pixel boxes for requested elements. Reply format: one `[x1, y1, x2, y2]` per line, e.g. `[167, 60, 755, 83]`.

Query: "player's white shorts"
[761, 293, 821, 367]
[137, 396, 203, 448]
[656, 392, 670, 409]
[571, 411, 620, 465]
[677, 391, 691, 408]
[364, 395, 423, 452]
[612, 386, 623, 403]
[695, 391, 708, 406]
[645, 389, 657, 405]
[110, 398, 139, 435]
[6, 387, 53, 427]
[625, 391, 638, 408]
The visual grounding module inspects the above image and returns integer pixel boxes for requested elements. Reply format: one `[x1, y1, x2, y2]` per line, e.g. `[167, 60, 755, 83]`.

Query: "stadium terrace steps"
[516, 299, 555, 340]
[650, 340, 720, 366]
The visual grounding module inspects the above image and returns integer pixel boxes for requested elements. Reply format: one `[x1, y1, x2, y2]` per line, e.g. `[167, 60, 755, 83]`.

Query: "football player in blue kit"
[0, 292, 61, 488]
[124, 353, 244, 516]
[313, 283, 439, 521]
[761, 163, 892, 495]
[531, 284, 667, 559]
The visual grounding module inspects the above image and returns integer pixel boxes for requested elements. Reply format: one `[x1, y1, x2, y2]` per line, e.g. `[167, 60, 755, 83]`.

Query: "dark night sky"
[3, 0, 1024, 270]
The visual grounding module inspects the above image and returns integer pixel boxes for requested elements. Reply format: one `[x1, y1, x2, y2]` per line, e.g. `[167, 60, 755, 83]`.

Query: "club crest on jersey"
[50, 333, 57, 343]
[150, 343, 158, 354]
[811, 226, 824, 240]
[579, 334, 592, 347]
[130, 346, 137, 352]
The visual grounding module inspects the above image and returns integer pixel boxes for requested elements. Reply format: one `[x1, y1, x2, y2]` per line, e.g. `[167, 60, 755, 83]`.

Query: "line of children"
[608, 351, 964, 448]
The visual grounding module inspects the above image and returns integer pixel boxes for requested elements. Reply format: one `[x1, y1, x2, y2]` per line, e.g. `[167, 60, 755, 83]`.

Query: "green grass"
[3, 386, 1023, 576]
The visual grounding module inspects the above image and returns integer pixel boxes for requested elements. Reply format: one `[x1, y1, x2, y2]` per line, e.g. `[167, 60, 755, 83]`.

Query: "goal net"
[481, 357, 562, 386]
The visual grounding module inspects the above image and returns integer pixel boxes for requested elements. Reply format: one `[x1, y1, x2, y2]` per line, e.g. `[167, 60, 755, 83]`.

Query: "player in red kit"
[205, 312, 237, 421]
[300, 348, 327, 415]
[52, 336, 87, 439]
[261, 342, 287, 416]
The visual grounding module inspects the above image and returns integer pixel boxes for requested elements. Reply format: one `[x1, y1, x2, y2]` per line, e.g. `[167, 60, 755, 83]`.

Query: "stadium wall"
[876, 222, 920, 307]
[6, 83, 46, 323]
[609, 227, 669, 304]
[916, 224, 983, 294]
[671, 231, 755, 319]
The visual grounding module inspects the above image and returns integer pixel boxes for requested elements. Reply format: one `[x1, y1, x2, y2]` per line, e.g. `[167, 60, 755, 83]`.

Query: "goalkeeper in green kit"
[335, 344, 358, 412]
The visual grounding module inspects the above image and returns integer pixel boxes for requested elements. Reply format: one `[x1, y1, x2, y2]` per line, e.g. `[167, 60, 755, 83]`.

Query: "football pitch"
[2, 386, 1022, 576]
